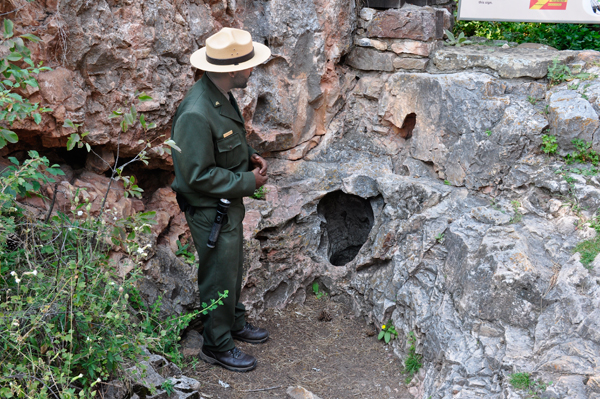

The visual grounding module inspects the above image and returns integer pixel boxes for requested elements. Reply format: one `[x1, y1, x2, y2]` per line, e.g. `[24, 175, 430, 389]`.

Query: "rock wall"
[5, 1, 600, 398]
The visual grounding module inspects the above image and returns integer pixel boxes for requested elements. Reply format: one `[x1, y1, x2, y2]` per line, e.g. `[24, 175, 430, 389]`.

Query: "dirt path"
[184, 296, 412, 399]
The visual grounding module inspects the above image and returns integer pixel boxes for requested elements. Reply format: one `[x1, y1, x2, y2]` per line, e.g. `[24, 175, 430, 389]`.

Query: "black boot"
[231, 323, 270, 344]
[201, 346, 257, 372]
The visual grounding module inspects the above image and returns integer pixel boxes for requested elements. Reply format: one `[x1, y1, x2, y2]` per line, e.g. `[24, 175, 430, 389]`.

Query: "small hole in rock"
[399, 113, 416, 139]
[318, 191, 374, 266]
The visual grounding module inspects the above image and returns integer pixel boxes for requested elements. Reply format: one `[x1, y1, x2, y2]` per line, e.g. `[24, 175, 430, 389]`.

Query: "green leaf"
[6, 53, 22, 62]
[66, 134, 80, 151]
[63, 119, 76, 129]
[384, 331, 391, 343]
[33, 113, 41, 124]
[378, 331, 385, 340]
[138, 93, 153, 101]
[2, 129, 18, 143]
[8, 156, 19, 165]
[19, 33, 41, 43]
[4, 19, 14, 39]
[164, 139, 181, 153]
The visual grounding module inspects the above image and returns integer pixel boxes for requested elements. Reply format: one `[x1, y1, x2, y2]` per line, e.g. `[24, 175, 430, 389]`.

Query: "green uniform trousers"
[185, 204, 246, 352]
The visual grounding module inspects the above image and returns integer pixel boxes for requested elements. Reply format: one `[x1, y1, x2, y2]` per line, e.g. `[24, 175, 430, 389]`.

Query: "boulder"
[363, 8, 450, 41]
[346, 47, 395, 72]
[432, 46, 576, 78]
[548, 90, 600, 154]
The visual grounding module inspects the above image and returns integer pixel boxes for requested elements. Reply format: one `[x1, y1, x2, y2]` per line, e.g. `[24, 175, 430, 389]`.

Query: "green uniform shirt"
[171, 74, 257, 228]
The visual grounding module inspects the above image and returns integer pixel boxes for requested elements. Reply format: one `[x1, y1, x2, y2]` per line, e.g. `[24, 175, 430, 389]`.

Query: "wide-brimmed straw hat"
[190, 28, 271, 73]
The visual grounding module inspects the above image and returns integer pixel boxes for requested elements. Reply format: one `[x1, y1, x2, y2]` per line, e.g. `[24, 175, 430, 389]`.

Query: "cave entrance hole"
[317, 191, 375, 266]
[399, 112, 416, 139]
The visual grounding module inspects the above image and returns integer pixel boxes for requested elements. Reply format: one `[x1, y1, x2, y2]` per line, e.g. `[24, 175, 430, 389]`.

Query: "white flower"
[142, 252, 148, 257]
[113, 216, 117, 221]
[118, 286, 124, 293]
[32, 270, 37, 276]
[86, 336, 91, 341]
[109, 281, 115, 285]
[12, 319, 19, 327]
[14, 278, 21, 284]
[77, 210, 83, 216]
[10, 271, 16, 276]
[68, 228, 73, 231]
[136, 247, 144, 254]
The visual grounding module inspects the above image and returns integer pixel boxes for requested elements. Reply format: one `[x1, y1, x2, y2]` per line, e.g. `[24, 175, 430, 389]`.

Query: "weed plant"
[312, 282, 328, 299]
[443, 29, 472, 47]
[510, 200, 523, 224]
[547, 58, 593, 86]
[251, 186, 268, 200]
[175, 240, 196, 265]
[403, 332, 422, 383]
[378, 320, 398, 344]
[564, 139, 600, 166]
[509, 372, 552, 398]
[540, 135, 557, 155]
[0, 20, 215, 396]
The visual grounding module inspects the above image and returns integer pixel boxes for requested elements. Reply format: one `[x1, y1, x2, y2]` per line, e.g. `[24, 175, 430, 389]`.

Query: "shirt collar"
[205, 72, 230, 100]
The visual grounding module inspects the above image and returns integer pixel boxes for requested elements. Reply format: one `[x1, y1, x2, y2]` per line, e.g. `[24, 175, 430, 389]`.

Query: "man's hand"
[250, 153, 268, 176]
[252, 167, 268, 189]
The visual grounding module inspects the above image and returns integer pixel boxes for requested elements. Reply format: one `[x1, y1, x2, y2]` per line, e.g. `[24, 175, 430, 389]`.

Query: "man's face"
[230, 68, 253, 89]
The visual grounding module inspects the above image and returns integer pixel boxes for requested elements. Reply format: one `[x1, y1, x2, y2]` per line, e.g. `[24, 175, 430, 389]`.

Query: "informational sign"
[458, 0, 600, 23]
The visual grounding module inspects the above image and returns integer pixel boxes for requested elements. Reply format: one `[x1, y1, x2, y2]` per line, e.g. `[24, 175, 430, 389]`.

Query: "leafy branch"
[0, 18, 51, 148]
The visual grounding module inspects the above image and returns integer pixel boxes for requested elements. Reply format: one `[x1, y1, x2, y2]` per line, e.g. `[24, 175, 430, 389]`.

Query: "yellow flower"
[382, 325, 386, 330]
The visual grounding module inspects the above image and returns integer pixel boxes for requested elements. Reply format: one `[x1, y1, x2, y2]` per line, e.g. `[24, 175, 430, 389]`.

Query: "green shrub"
[0, 13, 210, 398]
[0, 153, 227, 397]
[454, 21, 600, 51]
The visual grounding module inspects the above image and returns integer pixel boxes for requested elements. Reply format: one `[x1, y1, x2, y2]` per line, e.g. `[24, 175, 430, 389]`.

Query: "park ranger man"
[171, 28, 271, 372]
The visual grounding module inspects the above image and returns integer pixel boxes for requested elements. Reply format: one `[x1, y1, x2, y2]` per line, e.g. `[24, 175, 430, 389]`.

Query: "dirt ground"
[184, 295, 412, 399]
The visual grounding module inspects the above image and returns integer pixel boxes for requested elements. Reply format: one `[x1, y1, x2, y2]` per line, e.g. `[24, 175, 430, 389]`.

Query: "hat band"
[206, 48, 255, 66]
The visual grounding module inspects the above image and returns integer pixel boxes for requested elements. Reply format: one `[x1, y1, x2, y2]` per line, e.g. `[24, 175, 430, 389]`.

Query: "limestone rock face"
[362, 8, 450, 41]
[236, 56, 600, 398]
[6, 0, 355, 165]
[432, 47, 577, 78]
[548, 90, 600, 154]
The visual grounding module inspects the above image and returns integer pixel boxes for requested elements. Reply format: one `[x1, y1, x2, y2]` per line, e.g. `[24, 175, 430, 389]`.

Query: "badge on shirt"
[223, 130, 233, 138]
